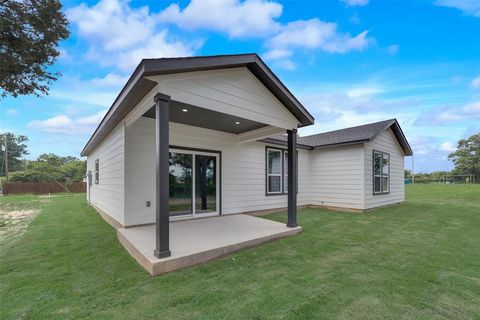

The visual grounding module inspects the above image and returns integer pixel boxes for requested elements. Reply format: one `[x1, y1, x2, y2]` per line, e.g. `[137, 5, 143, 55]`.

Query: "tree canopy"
[1, 133, 86, 182]
[9, 153, 86, 182]
[448, 132, 480, 182]
[0, 132, 29, 173]
[0, 0, 70, 97]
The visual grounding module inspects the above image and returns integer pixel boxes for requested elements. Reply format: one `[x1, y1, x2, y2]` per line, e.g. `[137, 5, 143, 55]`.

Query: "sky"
[1, 0, 479, 173]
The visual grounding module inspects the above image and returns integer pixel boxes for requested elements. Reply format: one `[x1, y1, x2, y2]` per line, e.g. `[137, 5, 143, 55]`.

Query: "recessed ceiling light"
[235, 121, 240, 125]
[182, 109, 188, 112]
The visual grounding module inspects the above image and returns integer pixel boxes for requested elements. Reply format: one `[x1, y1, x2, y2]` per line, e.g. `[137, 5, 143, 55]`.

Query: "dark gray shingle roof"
[263, 119, 413, 155]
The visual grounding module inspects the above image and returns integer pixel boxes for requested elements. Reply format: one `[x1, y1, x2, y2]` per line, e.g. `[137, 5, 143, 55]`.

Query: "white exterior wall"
[145, 68, 299, 130]
[364, 128, 405, 209]
[90, 120, 406, 225]
[124, 117, 311, 226]
[86, 123, 125, 225]
[309, 145, 365, 210]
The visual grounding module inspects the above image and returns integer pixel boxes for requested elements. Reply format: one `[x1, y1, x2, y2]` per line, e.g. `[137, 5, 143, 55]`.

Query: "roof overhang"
[260, 138, 313, 150]
[81, 54, 314, 156]
[372, 119, 413, 156]
[262, 119, 413, 156]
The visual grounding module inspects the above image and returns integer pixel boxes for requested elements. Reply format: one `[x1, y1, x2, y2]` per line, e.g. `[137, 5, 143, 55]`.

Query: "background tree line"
[403, 170, 470, 184]
[1, 131, 478, 184]
[1, 133, 86, 183]
[404, 132, 479, 184]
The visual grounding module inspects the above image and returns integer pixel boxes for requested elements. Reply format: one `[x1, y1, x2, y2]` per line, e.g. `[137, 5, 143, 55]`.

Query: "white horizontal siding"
[309, 145, 364, 210]
[124, 118, 310, 226]
[86, 123, 125, 225]
[364, 128, 405, 209]
[148, 67, 299, 130]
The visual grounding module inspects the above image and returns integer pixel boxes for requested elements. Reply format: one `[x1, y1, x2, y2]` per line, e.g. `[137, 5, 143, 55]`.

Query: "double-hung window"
[266, 148, 296, 195]
[373, 150, 389, 194]
[267, 148, 282, 194]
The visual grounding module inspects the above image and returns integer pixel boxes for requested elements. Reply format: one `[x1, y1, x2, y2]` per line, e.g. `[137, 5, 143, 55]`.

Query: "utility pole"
[411, 155, 414, 184]
[3, 135, 8, 181]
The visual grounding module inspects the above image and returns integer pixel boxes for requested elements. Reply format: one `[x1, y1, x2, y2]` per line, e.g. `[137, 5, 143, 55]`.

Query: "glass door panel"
[195, 155, 217, 214]
[169, 152, 192, 216]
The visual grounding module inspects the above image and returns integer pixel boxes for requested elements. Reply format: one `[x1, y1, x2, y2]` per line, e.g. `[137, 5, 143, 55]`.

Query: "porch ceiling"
[143, 101, 268, 134]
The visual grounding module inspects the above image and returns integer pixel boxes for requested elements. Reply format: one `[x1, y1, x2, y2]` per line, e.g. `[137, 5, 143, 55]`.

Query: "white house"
[263, 118, 412, 211]
[81, 54, 412, 273]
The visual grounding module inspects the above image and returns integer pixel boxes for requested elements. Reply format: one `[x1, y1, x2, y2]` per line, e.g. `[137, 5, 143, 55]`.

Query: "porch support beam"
[287, 129, 298, 228]
[154, 92, 171, 259]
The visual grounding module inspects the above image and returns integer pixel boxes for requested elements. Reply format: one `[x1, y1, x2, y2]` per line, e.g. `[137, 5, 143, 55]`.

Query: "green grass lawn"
[1, 185, 479, 319]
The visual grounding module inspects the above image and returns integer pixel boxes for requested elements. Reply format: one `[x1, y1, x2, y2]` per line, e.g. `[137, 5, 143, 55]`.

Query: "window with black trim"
[284, 151, 288, 193]
[95, 159, 99, 184]
[373, 150, 389, 194]
[266, 147, 297, 195]
[267, 148, 282, 194]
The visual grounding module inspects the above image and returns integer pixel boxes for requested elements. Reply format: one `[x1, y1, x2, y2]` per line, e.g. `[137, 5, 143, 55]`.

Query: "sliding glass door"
[169, 152, 193, 216]
[169, 149, 219, 217]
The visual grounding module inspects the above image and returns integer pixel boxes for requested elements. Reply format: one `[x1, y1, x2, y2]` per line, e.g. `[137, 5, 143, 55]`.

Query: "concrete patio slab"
[117, 214, 302, 276]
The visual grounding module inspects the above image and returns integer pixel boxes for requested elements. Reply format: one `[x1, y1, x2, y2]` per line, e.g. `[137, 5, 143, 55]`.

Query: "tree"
[37, 153, 73, 166]
[0, 132, 29, 174]
[448, 133, 480, 182]
[404, 169, 412, 179]
[0, 0, 70, 97]
[61, 160, 86, 181]
[9, 153, 86, 182]
[9, 161, 62, 182]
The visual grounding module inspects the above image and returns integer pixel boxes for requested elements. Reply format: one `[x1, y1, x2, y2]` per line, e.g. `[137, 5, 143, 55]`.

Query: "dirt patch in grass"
[0, 208, 40, 241]
[0, 195, 48, 242]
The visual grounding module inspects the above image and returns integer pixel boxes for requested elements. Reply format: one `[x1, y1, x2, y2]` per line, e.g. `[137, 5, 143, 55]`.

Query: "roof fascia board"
[259, 138, 312, 150]
[80, 63, 146, 156]
[142, 55, 255, 77]
[250, 56, 314, 126]
[391, 122, 413, 156]
[312, 139, 369, 150]
[369, 119, 413, 156]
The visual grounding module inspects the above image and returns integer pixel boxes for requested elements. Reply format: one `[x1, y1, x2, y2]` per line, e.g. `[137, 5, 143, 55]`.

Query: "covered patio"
[81, 54, 314, 275]
[147, 92, 301, 260]
[118, 214, 302, 275]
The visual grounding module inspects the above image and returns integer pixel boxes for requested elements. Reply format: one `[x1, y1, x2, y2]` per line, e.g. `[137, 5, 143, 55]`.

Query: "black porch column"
[287, 129, 298, 228]
[154, 93, 171, 259]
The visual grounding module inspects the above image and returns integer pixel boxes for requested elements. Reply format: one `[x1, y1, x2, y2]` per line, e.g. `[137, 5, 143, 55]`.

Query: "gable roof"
[81, 53, 314, 156]
[263, 119, 413, 155]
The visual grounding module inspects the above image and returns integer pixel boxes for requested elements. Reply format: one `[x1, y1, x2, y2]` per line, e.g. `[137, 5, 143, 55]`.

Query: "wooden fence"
[1, 181, 86, 195]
